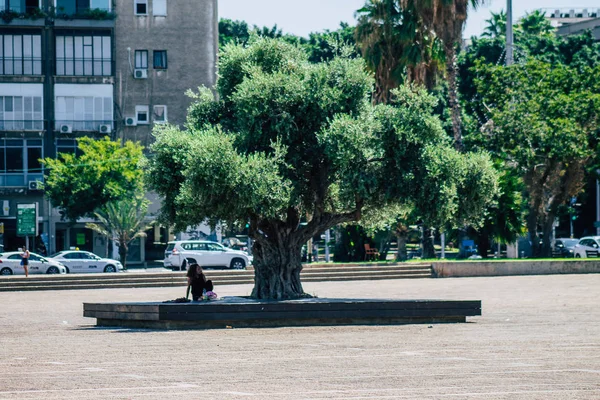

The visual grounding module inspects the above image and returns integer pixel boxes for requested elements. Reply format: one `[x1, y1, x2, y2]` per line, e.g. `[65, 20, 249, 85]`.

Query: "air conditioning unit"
[134, 68, 148, 79]
[98, 124, 112, 134]
[28, 180, 43, 191]
[124, 116, 137, 126]
[59, 124, 73, 133]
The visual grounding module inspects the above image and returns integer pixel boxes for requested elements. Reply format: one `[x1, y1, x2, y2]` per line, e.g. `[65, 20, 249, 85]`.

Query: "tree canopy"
[145, 38, 497, 298]
[43, 137, 144, 221]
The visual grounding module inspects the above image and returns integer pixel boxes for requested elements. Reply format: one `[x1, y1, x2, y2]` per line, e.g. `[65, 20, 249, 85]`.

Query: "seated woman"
[186, 262, 214, 301]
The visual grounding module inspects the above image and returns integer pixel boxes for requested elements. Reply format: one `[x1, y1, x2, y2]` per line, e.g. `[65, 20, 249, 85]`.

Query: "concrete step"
[0, 264, 433, 291]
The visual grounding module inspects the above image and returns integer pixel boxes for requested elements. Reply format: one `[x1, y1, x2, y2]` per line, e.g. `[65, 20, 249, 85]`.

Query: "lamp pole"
[506, 0, 514, 65]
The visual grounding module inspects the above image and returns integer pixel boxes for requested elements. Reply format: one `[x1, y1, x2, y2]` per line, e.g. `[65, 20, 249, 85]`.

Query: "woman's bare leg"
[24, 265, 28, 277]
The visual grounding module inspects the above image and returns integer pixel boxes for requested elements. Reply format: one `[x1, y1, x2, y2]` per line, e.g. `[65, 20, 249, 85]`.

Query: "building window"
[56, 139, 82, 157]
[153, 50, 167, 69]
[134, 50, 148, 69]
[134, 0, 147, 15]
[0, 96, 43, 131]
[0, 34, 42, 75]
[135, 105, 149, 124]
[153, 0, 166, 15]
[55, 0, 111, 14]
[56, 33, 112, 76]
[0, 139, 43, 187]
[55, 96, 112, 131]
[153, 105, 167, 123]
[0, 0, 40, 13]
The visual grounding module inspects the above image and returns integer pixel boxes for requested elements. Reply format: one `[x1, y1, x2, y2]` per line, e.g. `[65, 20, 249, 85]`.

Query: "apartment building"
[0, 0, 217, 263]
[545, 8, 600, 41]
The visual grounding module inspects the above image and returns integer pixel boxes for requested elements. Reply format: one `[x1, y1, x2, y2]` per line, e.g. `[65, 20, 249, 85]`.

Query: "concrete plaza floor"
[0, 274, 599, 399]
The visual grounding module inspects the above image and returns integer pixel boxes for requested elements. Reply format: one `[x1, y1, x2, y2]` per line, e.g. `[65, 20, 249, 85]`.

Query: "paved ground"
[0, 274, 599, 399]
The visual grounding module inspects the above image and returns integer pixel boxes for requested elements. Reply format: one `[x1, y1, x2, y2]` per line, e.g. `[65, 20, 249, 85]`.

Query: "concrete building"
[544, 8, 600, 41]
[0, 0, 217, 263]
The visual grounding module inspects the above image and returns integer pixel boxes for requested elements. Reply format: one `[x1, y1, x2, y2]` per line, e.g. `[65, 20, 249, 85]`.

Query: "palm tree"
[401, 0, 484, 151]
[86, 197, 154, 270]
[355, 0, 444, 103]
[482, 10, 506, 38]
[517, 10, 554, 36]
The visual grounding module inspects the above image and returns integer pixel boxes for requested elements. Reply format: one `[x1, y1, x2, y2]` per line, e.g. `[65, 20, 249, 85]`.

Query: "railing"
[0, 120, 44, 131]
[54, 120, 113, 132]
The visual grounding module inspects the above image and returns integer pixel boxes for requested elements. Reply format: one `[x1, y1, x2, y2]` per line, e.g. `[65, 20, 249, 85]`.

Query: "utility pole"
[506, 0, 514, 65]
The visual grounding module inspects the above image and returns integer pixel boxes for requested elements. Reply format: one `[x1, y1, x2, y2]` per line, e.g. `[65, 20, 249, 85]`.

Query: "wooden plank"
[159, 308, 480, 321]
[159, 299, 481, 314]
[85, 311, 160, 321]
[95, 315, 465, 329]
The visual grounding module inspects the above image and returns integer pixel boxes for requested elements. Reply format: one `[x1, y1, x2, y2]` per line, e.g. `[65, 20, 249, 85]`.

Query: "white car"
[48, 250, 123, 273]
[0, 252, 67, 275]
[573, 236, 600, 258]
[164, 240, 249, 271]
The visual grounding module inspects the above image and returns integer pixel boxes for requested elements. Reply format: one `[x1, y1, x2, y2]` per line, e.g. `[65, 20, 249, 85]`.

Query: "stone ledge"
[83, 297, 481, 330]
[432, 260, 600, 278]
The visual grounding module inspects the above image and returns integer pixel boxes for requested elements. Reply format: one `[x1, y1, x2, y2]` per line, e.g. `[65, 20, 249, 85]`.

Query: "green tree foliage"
[402, 0, 484, 150]
[42, 137, 144, 221]
[481, 10, 506, 38]
[145, 38, 497, 299]
[86, 196, 153, 270]
[471, 60, 600, 257]
[355, 0, 444, 103]
[219, 18, 358, 64]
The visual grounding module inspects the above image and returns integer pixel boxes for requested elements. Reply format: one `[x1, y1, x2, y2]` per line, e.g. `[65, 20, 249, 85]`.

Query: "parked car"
[48, 250, 123, 273]
[222, 237, 248, 252]
[164, 240, 249, 271]
[573, 236, 600, 258]
[553, 238, 579, 258]
[0, 252, 67, 275]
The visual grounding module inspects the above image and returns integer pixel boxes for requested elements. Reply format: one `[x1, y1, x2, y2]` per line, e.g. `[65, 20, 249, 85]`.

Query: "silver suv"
[164, 240, 249, 271]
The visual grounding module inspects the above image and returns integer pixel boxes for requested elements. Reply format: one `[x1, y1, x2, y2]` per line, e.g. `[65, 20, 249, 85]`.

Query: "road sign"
[17, 203, 37, 237]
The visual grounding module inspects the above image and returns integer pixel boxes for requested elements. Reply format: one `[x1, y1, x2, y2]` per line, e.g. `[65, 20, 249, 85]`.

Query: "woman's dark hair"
[186, 263, 201, 278]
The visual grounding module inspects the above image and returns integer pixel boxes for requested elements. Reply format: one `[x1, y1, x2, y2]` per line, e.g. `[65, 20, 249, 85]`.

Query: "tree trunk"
[541, 213, 555, 258]
[527, 209, 541, 258]
[251, 235, 306, 300]
[118, 240, 128, 270]
[445, 46, 463, 152]
[422, 226, 436, 259]
[396, 232, 407, 261]
[476, 233, 490, 259]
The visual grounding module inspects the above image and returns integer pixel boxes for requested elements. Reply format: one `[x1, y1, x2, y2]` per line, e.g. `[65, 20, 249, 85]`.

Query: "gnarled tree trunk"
[118, 239, 128, 270]
[251, 235, 305, 300]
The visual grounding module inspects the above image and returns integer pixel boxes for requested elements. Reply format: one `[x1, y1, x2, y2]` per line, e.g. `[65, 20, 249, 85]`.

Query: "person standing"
[21, 246, 30, 277]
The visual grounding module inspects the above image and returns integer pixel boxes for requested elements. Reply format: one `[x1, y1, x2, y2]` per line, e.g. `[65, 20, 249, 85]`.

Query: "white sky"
[218, 0, 600, 38]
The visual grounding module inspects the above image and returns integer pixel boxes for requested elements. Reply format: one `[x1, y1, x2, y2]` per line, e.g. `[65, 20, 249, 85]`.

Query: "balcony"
[54, 120, 113, 133]
[53, 0, 115, 28]
[0, 7, 45, 26]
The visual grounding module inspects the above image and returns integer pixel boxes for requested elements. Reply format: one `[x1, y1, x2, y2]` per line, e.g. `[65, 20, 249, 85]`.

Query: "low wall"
[432, 260, 600, 278]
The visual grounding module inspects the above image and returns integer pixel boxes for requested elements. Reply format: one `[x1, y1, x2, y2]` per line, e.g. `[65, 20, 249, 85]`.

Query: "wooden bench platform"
[83, 297, 481, 329]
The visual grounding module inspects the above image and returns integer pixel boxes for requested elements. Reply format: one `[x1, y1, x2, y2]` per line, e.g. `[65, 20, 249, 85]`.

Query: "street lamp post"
[506, 0, 514, 66]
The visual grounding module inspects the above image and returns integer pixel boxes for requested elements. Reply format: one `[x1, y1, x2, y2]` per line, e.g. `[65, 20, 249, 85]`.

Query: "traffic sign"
[594, 221, 600, 228]
[17, 203, 37, 237]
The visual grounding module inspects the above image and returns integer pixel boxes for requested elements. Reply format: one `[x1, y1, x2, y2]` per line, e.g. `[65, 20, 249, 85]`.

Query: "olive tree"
[145, 38, 496, 299]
